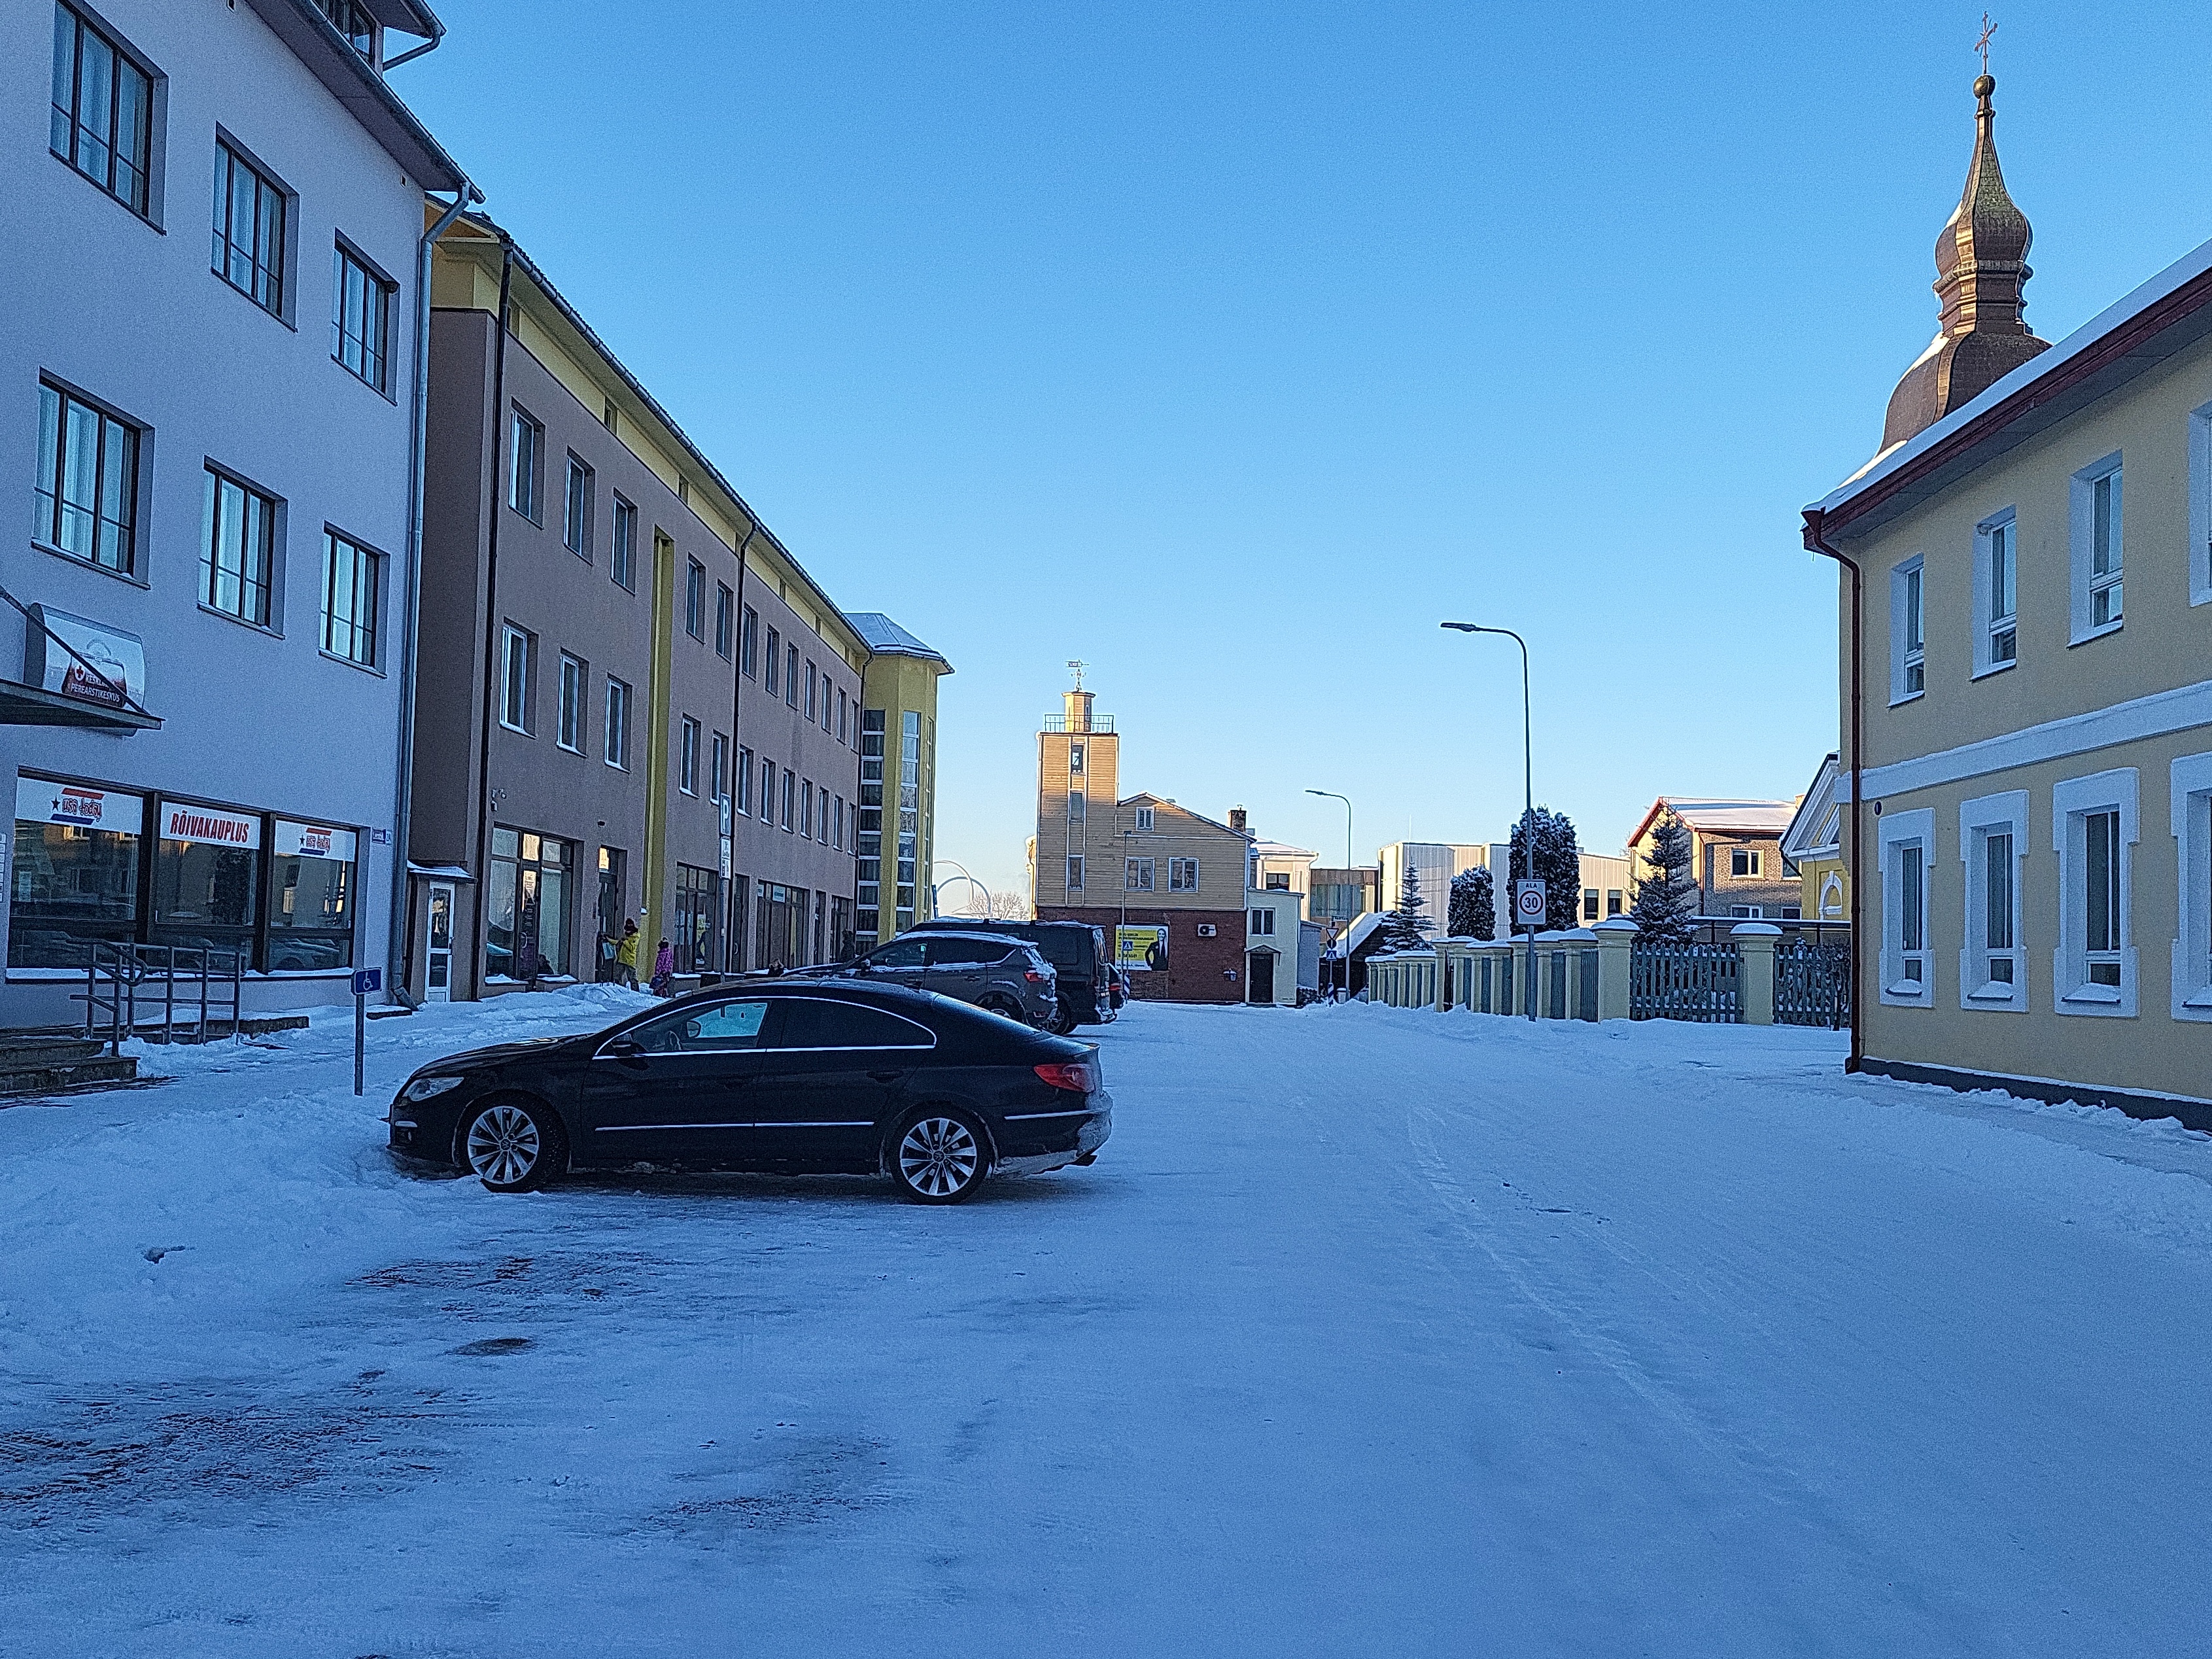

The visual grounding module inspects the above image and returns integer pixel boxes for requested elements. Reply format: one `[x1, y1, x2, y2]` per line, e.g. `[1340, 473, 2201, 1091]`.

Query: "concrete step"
[0, 1039, 107, 1077]
[0, 1052, 139, 1097]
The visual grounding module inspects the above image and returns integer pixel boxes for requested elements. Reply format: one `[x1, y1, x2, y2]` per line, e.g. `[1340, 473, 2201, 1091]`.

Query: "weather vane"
[1976, 12, 1996, 75]
[1067, 658, 1087, 692]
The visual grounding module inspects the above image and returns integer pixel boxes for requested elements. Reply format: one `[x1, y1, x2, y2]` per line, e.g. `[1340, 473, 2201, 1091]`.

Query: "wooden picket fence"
[1629, 943, 1740, 1024]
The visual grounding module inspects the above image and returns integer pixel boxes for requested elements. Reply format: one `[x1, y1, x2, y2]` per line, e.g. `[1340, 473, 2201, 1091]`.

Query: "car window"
[1028, 931, 1086, 972]
[926, 938, 1008, 967]
[771, 998, 935, 1051]
[865, 939, 927, 969]
[625, 999, 770, 1053]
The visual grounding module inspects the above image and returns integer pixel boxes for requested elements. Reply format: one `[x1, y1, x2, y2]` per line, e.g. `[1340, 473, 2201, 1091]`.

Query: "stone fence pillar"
[1733, 922, 1781, 1026]
[1593, 917, 1636, 1021]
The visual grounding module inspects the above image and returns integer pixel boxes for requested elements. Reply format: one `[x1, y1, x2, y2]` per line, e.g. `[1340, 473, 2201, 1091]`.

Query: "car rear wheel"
[462, 1097, 566, 1194]
[890, 1109, 988, 1204]
[1048, 1007, 1079, 1036]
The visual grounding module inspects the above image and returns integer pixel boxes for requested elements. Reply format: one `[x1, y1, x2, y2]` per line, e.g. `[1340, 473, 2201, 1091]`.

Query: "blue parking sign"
[351, 968, 382, 996]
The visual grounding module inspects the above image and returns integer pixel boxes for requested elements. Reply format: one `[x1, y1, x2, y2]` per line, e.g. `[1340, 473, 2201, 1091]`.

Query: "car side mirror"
[605, 1036, 646, 1067]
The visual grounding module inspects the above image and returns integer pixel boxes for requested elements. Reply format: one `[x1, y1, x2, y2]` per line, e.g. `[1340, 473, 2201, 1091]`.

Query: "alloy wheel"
[466, 1103, 542, 1187]
[898, 1115, 980, 1198]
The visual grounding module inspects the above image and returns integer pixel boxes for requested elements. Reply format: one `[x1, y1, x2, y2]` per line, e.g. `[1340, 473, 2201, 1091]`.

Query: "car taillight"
[1033, 1060, 1097, 1094]
[1025, 969, 1048, 984]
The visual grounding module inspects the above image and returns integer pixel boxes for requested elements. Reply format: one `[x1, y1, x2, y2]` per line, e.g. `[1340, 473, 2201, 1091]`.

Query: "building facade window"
[838, 688, 849, 743]
[1583, 888, 1600, 921]
[151, 801, 260, 960]
[320, 532, 379, 667]
[50, 4, 154, 218]
[1973, 511, 2017, 674]
[736, 745, 753, 814]
[1067, 788, 1086, 822]
[896, 710, 921, 930]
[782, 767, 796, 831]
[805, 662, 818, 720]
[1126, 858, 1155, 892]
[1729, 847, 1763, 877]
[786, 643, 800, 708]
[35, 381, 139, 574]
[741, 605, 759, 676]
[1249, 907, 1275, 936]
[764, 627, 780, 697]
[2069, 455, 2124, 640]
[1878, 807, 1933, 1005]
[833, 794, 844, 850]
[510, 406, 543, 521]
[1169, 858, 1198, 892]
[760, 758, 776, 829]
[685, 559, 706, 639]
[604, 675, 631, 769]
[200, 466, 273, 625]
[1608, 889, 1623, 916]
[801, 780, 813, 840]
[1891, 555, 1925, 702]
[557, 652, 585, 752]
[611, 496, 636, 589]
[679, 716, 700, 795]
[857, 709, 885, 940]
[268, 818, 357, 969]
[485, 826, 572, 981]
[332, 242, 392, 393]
[1067, 855, 1084, 890]
[674, 864, 721, 973]
[563, 455, 593, 558]
[711, 732, 728, 801]
[1069, 743, 1084, 774]
[1134, 806, 1155, 832]
[1959, 790, 2027, 1010]
[714, 583, 734, 658]
[9, 778, 143, 966]
[212, 140, 285, 315]
[2170, 752, 2212, 1021]
[2053, 767, 2137, 1015]
[498, 624, 532, 733]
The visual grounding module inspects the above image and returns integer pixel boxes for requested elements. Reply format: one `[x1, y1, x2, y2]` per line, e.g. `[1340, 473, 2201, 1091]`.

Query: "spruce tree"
[1448, 866, 1495, 939]
[1631, 809, 1699, 945]
[1377, 862, 1430, 953]
[1508, 807, 1583, 931]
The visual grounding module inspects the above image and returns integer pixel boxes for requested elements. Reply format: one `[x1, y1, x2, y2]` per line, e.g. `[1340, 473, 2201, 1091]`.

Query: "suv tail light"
[1033, 1060, 1097, 1094]
[1024, 969, 1048, 984]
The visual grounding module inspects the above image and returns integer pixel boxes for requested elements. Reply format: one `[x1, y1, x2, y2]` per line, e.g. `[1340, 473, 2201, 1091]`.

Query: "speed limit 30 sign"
[1513, 879, 1547, 925]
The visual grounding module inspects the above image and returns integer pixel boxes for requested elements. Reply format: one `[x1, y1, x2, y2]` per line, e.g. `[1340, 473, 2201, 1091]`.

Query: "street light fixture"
[1442, 621, 1537, 1019]
[1304, 788, 1353, 871]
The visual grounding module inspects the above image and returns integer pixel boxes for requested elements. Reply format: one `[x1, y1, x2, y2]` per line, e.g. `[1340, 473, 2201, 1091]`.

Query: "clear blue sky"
[400, 1, 2209, 897]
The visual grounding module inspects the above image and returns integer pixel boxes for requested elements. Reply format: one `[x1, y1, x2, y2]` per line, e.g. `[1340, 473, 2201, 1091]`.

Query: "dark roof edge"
[247, 0, 472, 195]
[466, 216, 867, 659]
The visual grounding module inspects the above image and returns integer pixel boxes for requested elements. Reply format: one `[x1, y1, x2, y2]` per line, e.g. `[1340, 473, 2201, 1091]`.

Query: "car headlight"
[403, 1074, 466, 1102]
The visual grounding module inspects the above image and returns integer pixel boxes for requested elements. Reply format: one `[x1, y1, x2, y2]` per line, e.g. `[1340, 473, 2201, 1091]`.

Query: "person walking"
[613, 920, 641, 990]
[649, 938, 675, 997]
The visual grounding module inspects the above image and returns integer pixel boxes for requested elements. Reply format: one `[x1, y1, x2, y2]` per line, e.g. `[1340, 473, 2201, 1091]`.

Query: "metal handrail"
[80, 941, 246, 1051]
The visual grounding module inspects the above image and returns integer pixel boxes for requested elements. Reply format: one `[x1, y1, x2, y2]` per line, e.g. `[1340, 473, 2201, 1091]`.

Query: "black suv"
[803, 930, 1060, 1028]
[914, 918, 1113, 1032]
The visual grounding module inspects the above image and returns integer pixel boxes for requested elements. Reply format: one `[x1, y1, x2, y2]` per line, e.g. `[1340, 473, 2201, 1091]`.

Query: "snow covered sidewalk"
[4, 992, 2212, 1656]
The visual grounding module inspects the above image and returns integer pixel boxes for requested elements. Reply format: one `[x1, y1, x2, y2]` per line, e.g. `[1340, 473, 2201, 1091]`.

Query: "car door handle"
[868, 1070, 905, 1083]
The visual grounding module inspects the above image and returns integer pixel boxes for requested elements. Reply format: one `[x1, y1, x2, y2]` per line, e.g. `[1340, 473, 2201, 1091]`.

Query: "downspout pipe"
[468, 241, 517, 990]
[1803, 508, 1865, 1072]
[387, 182, 481, 1007]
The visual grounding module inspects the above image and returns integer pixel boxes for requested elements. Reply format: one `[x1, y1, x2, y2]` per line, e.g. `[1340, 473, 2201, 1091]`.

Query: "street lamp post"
[1305, 788, 1354, 999]
[1442, 621, 1536, 1019]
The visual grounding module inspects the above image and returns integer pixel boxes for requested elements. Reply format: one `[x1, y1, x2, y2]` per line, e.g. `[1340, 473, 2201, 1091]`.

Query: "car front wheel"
[462, 1097, 566, 1194]
[890, 1109, 989, 1204]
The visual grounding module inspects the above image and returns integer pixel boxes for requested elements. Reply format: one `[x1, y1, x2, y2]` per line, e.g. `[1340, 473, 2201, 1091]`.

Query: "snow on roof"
[1252, 841, 1316, 862]
[1806, 230, 2212, 521]
[1629, 797, 1799, 847]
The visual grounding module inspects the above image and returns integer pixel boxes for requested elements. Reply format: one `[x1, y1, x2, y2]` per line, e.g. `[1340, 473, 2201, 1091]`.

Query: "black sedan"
[386, 981, 1111, 1204]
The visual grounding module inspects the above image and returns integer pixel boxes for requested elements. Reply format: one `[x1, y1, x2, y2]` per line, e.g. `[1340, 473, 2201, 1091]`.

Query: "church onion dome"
[1880, 74, 2052, 451]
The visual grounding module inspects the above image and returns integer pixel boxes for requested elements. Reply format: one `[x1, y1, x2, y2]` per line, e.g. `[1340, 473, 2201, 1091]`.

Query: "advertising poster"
[1116, 924, 1168, 972]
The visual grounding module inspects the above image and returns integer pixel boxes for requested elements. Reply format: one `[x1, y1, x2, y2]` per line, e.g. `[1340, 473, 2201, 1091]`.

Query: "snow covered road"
[5, 992, 2212, 1656]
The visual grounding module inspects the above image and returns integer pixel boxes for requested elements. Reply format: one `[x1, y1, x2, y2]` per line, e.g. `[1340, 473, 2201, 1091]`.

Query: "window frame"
[199, 461, 279, 629]
[1958, 790, 2027, 1011]
[1067, 788, 1086, 823]
[2169, 751, 2212, 1021]
[714, 582, 734, 659]
[211, 134, 290, 320]
[1169, 857, 1199, 892]
[786, 642, 800, 708]
[50, 3, 160, 222]
[1067, 854, 1084, 890]
[736, 744, 753, 815]
[711, 731, 728, 802]
[2052, 767, 2137, 1016]
[1972, 508, 2018, 677]
[557, 651, 586, 753]
[740, 605, 759, 676]
[1729, 847, 1763, 879]
[610, 495, 636, 590]
[1876, 806, 1934, 1005]
[1890, 555, 1926, 704]
[1133, 805, 1156, 832]
[603, 675, 632, 770]
[33, 377, 143, 578]
[1126, 856, 1155, 892]
[679, 715, 700, 795]
[562, 453, 594, 560]
[2068, 453, 2124, 644]
[764, 627, 780, 696]
[330, 237, 394, 396]
[498, 623, 533, 734]
[1249, 907, 1275, 936]
[2190, 402, 2212, 609]
[684, 558, 706, 640]
[319, 529, 381, 669]
[509, 406, 544, 523]
[782, 768, 795, 832]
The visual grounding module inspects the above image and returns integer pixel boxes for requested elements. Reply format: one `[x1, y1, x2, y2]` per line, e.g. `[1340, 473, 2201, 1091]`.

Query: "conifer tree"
[1508, 807, 1583, 932]
[1377, 862, 1430, 953]
[1631, 809, 1699, 945]
[1448, 866, 1495, 939]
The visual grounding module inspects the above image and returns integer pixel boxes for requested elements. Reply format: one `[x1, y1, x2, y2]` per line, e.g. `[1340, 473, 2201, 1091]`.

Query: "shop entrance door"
[425, 882, 455, 1002]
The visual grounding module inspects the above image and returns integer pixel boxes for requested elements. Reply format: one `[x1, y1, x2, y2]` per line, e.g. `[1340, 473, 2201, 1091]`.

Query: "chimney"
[1228, 807, 1248, 833]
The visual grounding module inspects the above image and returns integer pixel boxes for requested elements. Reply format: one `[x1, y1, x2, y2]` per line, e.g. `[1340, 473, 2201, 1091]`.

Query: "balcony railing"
[1043, 713, 1115, 733]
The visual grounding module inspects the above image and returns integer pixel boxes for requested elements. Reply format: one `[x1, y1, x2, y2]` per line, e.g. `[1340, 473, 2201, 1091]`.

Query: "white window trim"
[2052, 767, 2137, 1016]
[1958, 790, 2027, 1011]
[1067, 854, 1084, 891]
[1971, 508, 2018, 679]
[1876, 807, 1934, 1006]
[1133, 805, 1155, 832]
[498, 624, 530, 735]
[2169, 751, 2212, 1021]
[2188, 404, 2212, 608]
[2067, 452, 2124, 645]
[1888, 555, 1926, 706]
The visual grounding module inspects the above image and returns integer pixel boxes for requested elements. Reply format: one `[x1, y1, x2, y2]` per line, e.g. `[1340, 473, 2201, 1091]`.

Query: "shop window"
[1877, 807, 1933, 1005]
[1959, 790, 2026, 1010]
[268, 820, 356, 971]
[8, 777, 142, 968]
[2171, 752, 2212, 1021]
[2053, 768, 2136, 1016]
[485, 827, 572, 981]
[332, 241, 393, 394]
[35, 380, 140, 574]
[52, 4, 156, 218]
[674, 863, 721, 973]
[152, 799, 260, 962]
[322, 531, 380, 667]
